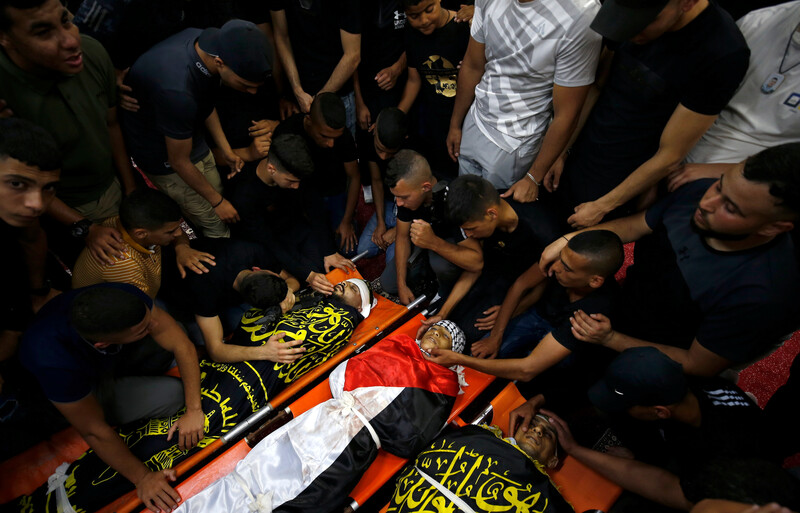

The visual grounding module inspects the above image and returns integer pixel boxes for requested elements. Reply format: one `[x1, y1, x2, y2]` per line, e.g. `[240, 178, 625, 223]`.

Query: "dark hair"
[385, 149, 432, 188]
[239, 272, 289, 310]
[401, 0, 426, 9]
[680, 458, 800, 511]
[119, 188, 182, 232]
[375, 108, 408, 149]
[310, 92, 345, 130]
[269, 133, 314, 178]
[0, 118, 61, 171]
[0, 0, 49, 30]
[567, 230, 624, 278]
[70, 286, 148, 338]
[446, 175, 500, 226]
[742, 143, 800, 217]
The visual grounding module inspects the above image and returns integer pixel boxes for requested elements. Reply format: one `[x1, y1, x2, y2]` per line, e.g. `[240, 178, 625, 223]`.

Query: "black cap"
[588, 347, 688, 413]
[590, 0, 670, 42]
[198, 19, 273, 83]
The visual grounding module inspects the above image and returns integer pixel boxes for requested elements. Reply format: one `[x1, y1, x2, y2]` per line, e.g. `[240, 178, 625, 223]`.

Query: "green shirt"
[0, 35, 118, 206]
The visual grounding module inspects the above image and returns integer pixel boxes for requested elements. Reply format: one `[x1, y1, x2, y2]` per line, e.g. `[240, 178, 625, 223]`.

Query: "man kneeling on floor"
[15, 277, 376, 513]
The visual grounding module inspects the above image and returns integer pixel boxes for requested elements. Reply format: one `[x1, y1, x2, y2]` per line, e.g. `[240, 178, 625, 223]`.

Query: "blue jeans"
[357, 202, 397, 260]
[497, 307, 553, 359]
[340, 91, 356, 139]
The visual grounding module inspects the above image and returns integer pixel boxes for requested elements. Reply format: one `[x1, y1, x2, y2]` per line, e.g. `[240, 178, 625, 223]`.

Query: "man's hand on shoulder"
[135, 469, 181, 513]
[87, 223, 126, 265]
[174, 244, 216, 279]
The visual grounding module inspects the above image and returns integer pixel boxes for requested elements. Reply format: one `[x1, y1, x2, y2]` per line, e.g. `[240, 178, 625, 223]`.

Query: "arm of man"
[427, 332, 571, 381]
[195, 314, 304, 364]
[165, 136, 239, 224]
[397, 67, 421, 113]
[570, 311, 732, 377]
[336, 160, 361, 253]
[433, 268, 481, 321]
[409, 221, 483, 272]
[503, 84, 592, 202]
[319, 30, 361, 95]
[270, 9, 313, 112]
[205, 109, 243, 179]
[369, 162, 388, 248]
[540, 210, 653, 273]
[148, 307, 204, 449]
[107, 106, 137, 195]
[568, 105, 718, 228]
[472, 263, 548, 358]
[395, 218, 414, 305]
[446, 36, 485, 161]
[54, 395, 183, 513]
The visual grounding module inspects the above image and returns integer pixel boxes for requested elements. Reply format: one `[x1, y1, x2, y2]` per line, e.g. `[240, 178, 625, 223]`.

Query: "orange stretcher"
[96, 267, 424, 513]
[375, 382, 623, 513]
[128, 314, 496, 512]
[0, 264, 417, 508]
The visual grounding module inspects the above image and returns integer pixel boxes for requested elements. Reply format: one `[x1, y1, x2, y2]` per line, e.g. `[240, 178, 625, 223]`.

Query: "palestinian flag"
[177, 334, 459, 513]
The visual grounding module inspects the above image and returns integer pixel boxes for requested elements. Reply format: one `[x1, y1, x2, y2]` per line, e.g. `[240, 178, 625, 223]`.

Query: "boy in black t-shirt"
[398, 0, 469, 180]
[429, 175, 543, 344]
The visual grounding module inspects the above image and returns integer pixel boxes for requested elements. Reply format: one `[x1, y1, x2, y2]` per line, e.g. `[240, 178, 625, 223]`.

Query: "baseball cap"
[588, 347, 688, 413]
[590, 0, 671, 42]
[346, 279, 377, 319]
[198, 19, 273, 83]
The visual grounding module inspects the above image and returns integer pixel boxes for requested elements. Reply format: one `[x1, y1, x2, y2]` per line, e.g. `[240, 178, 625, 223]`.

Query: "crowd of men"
[1, 0, 800, 511]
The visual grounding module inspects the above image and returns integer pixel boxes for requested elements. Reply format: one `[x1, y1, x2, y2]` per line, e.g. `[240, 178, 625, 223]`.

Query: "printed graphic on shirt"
[420, 55, 458, 97]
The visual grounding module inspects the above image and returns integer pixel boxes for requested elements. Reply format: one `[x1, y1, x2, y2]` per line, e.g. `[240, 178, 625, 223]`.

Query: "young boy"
[398, 0, 469, 180]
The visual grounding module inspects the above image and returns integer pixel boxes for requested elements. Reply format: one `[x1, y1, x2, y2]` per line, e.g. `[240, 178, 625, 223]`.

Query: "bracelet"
[526, 172, 541, 187]
[211, 196, 224, 208]
[562, 235, 570, 243]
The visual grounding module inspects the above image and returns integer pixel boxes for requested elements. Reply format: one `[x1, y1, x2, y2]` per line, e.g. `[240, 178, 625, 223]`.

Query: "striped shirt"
[72, 216, 162, 298]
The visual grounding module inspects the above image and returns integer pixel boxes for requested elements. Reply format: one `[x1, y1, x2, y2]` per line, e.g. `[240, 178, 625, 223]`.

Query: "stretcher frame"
[97, 266, 425, 513]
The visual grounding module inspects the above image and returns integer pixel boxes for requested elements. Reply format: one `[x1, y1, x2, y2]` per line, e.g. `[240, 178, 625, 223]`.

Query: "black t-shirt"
[562, 3, 749, 207]
[227, 161, 296, 244]
[619, 179, 800, 363]
[18, 283, 153, 403]
[481, 200, 544, 281]
[271, 113, 358, 197]
[396, 191, 464, 243]
[269, 0, 361, 95]
[0, 222, 33, 333]
[178, 238, 280, 318]
[121, 28, 220, 174]
[360, 0, 406, 81]
[405, 17, 469, 140]
[538, 278, 620, 351]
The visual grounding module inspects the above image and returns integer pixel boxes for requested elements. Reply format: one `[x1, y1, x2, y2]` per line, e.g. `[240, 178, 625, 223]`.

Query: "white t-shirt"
[687, 1, 800, 164]
[469, 0, 601, 154]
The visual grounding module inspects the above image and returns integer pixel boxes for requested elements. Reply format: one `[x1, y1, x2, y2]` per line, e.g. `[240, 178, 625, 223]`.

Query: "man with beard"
[539, 143, 800, 377]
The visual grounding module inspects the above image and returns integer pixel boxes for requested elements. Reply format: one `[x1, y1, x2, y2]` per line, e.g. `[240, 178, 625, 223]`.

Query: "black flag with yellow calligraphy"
[388, 425, 573, 513]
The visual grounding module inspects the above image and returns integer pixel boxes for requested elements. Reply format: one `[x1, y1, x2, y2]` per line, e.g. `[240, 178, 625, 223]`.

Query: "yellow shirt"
[72, 217, 162, 298]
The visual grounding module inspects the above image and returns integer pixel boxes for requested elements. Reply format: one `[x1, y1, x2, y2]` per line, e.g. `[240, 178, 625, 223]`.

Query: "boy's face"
[513, 415, 558, 467]
[0, 157, 59, 227]
[420, 325, 452, 352]
[405, 0, 443, 35]
[459, 209, 498, 240]
[550, 247, 598, 289]
[272, 167, 302, 189]
[140, 220, 183, 247]
[390, 178, 430, 211]
[373, 130, 400, 162]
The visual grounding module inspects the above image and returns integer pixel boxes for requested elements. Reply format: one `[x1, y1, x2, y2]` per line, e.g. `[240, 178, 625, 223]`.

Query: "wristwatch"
[30, 280, 52, 297]
[71, 218, 93, 239]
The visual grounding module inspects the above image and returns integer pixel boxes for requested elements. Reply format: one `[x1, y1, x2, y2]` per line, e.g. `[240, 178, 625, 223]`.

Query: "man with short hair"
[0, 0, 139, 265]
[545, 347, 770, 511]
[19, 283, 204, 512]
[357, 107, 408, 260]
[426, 230, 622, 400]
[556, 0, 750, 230]
[164, 237, 300, 363]
[228, 133, 355, 295]
[541, 143, 800, 376]
[269, 0, 361, 132]
[448, 0, 601, 203]
[72, 188, 216, 297]
[379, 149, 483, 305]
[121, 19, 272, 238]
[431, 174, 544, 343]
[272, 93, 362, 254]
